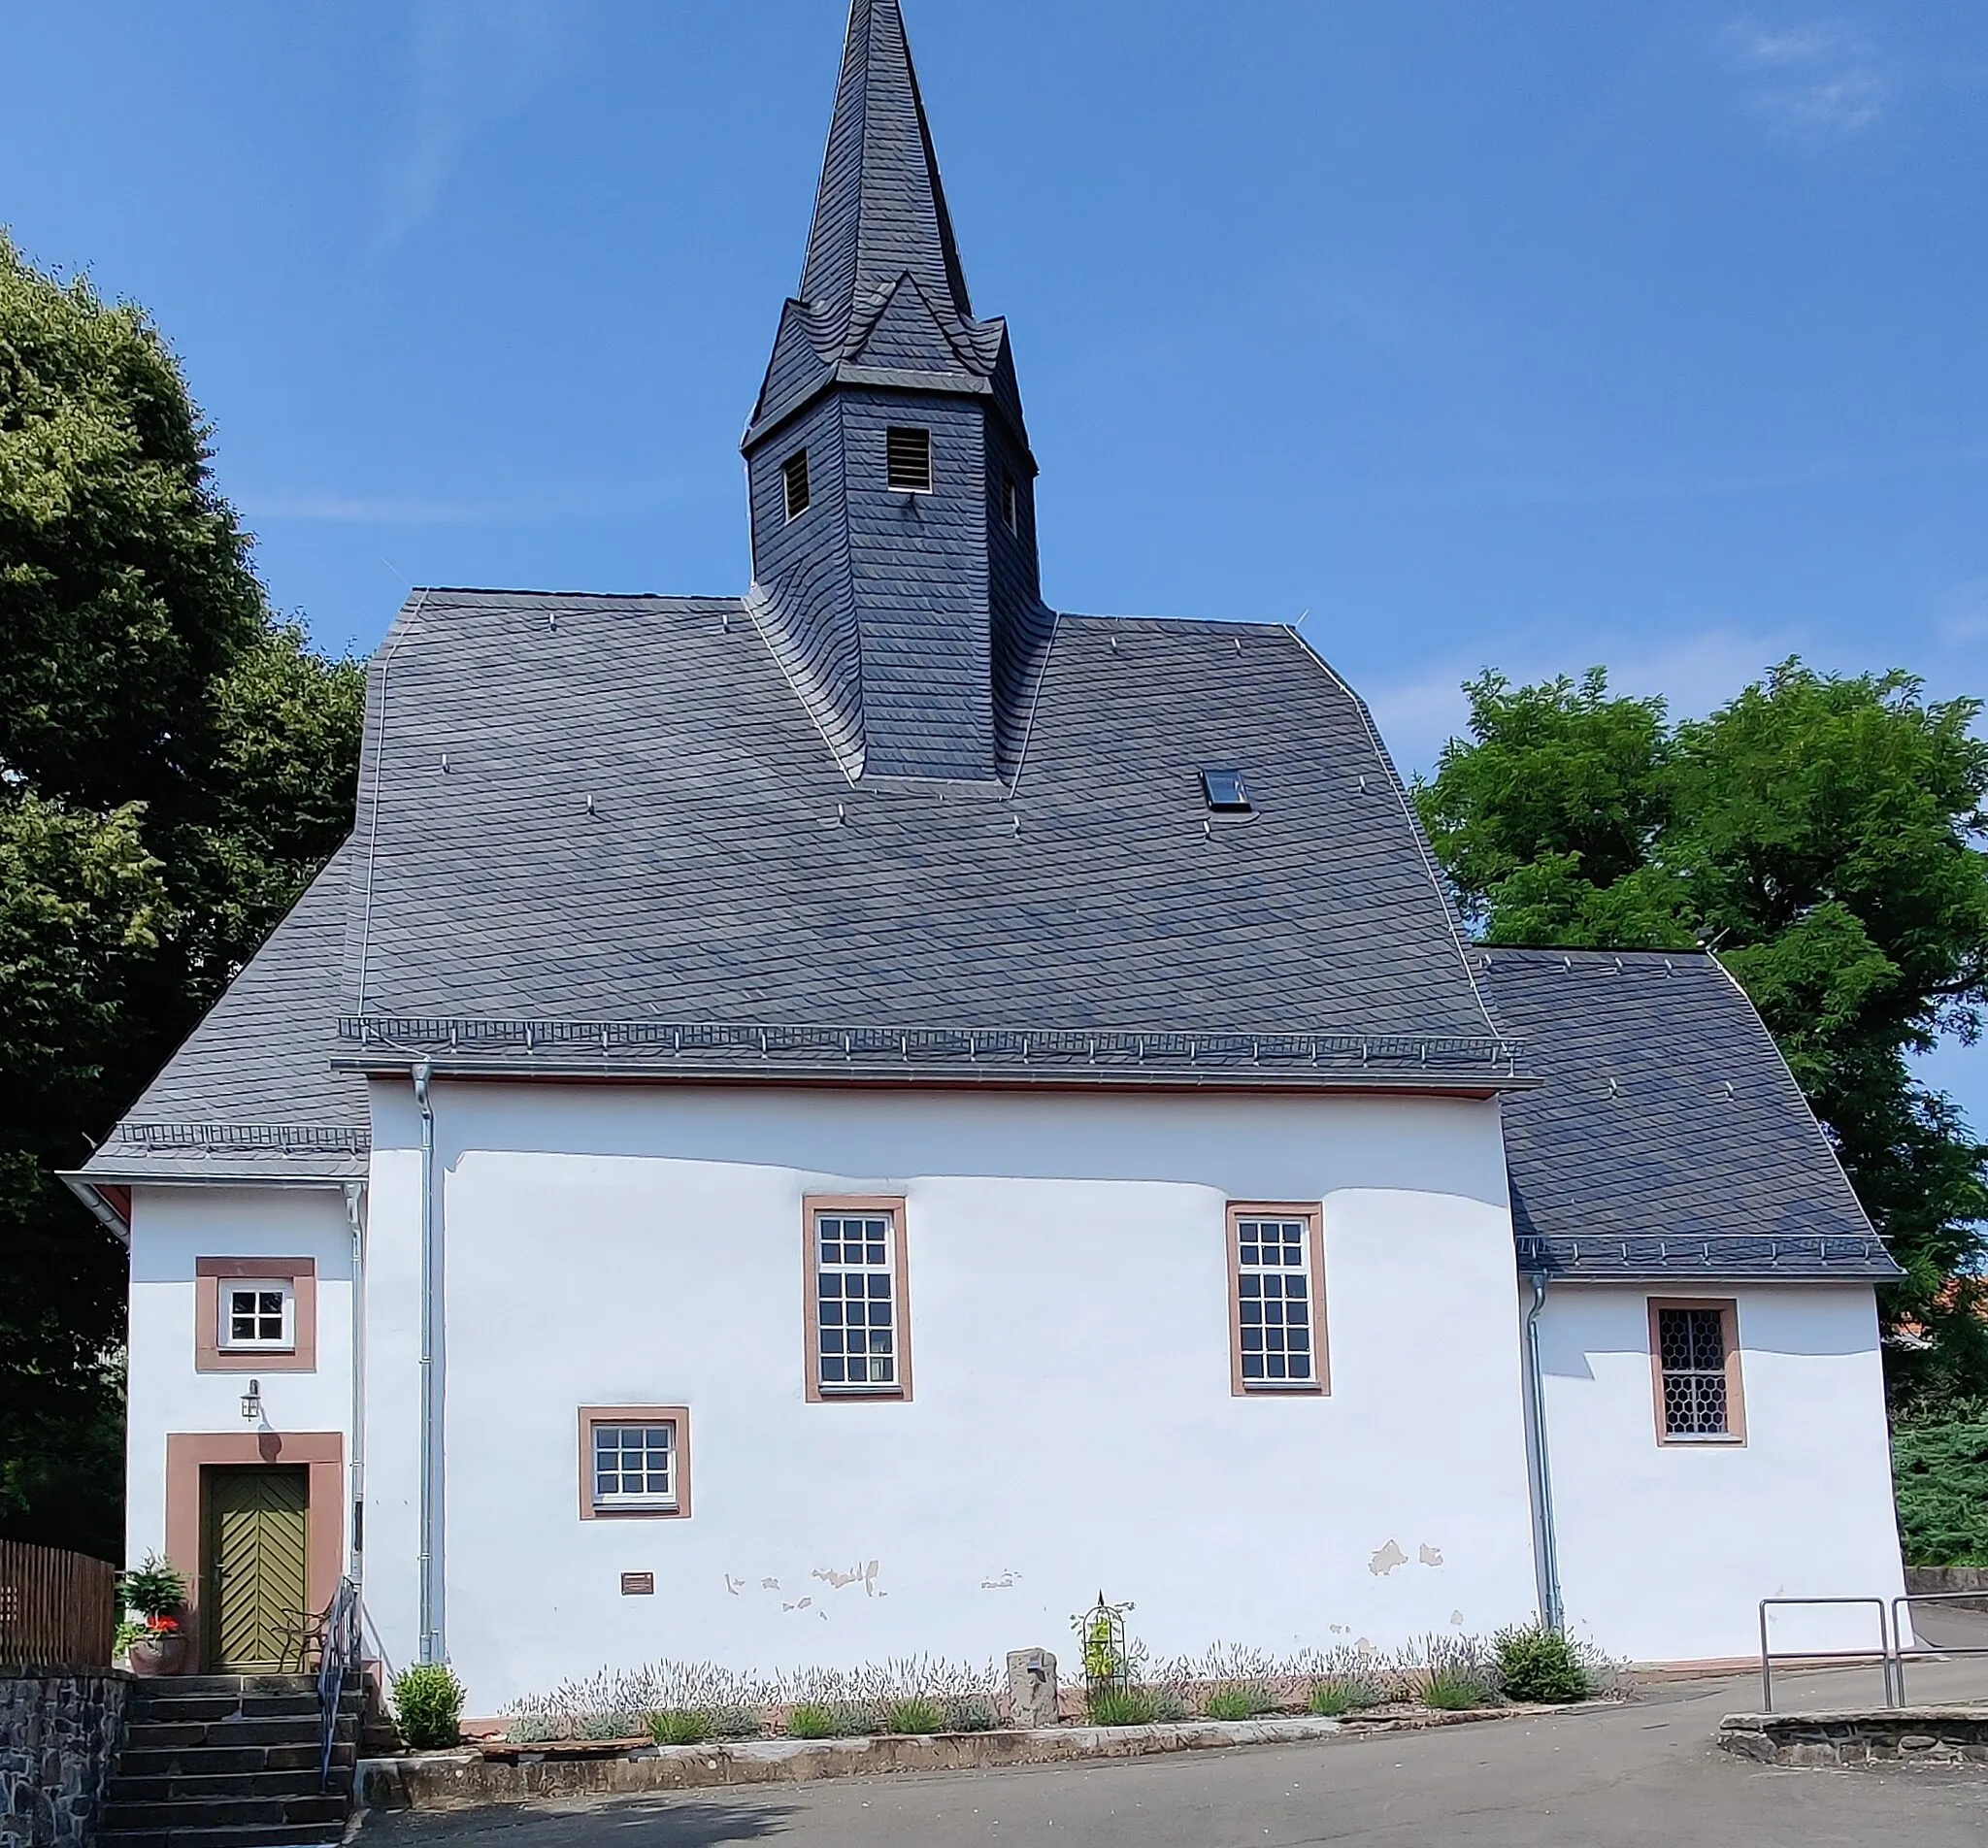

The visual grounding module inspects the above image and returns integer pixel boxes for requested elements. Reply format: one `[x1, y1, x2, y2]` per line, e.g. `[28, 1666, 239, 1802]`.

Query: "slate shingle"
[1481, 947, 1898, 1280]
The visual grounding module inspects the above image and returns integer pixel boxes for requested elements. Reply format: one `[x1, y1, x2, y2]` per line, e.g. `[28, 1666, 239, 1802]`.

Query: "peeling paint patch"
[1418, 1544, 1444, 1568]
[1368, 1540, 1408, 1576]
[812, 1560, 880, 1596]
[761, 1577, 780, 1591]
[1450, 1610, 1466, 1627]
[780, 1597, 813, 1612]
[1329, 1624, 1346, 1635]
[723, 1575, 744, 1597]
[980, 1569, 1020, 1591]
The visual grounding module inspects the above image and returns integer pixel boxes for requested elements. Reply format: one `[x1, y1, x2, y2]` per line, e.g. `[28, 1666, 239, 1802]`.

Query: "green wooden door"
[204, 1467, 309, 1671]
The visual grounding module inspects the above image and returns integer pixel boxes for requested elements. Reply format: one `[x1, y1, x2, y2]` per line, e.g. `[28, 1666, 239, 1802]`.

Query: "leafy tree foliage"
[0, 235, 363, 1558]
[1418, 663, 1988, 1402]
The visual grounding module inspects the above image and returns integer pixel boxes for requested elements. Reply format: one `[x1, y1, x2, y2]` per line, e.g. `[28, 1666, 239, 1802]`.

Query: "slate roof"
[1481, 947, 1899, 1281]
[74, 843, 367, 1187]
[330, 591, 1522, 1090]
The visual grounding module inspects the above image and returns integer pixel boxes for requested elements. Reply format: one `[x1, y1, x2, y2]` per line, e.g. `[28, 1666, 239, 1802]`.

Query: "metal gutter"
[58, 1172, 133, 1247]
[1523, 1272, 1565, 1634]
[413, 1060, 442, 1665]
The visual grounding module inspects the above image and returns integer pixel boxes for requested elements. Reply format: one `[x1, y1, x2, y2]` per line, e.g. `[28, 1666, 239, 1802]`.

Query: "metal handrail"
[316, 1577, 362, 1791]
[1891, 1590, 1988, 1705]
[1757, 1597, 1896, 1712]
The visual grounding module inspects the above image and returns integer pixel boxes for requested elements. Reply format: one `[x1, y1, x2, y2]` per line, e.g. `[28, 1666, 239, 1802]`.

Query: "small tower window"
[1002, 474, 1018, 532]
[886, 426, 933, 492]
[782, 449, 812, 521]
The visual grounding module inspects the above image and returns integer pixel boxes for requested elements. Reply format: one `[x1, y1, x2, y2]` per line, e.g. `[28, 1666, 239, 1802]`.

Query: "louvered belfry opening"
[885, 425, 933, 492]
[742, 0, 1050, 785]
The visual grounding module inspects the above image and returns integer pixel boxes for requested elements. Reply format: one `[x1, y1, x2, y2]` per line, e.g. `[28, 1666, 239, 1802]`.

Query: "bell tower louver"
[743, 0, 1051, 783]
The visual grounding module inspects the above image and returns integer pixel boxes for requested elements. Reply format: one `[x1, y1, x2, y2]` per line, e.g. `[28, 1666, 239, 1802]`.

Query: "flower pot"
[128, 1630, 189, 1676]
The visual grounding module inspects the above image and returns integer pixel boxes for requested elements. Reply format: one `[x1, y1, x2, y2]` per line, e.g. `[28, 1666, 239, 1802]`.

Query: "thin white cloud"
[238, 492, 516, 526]
[1722, 16, 1888, 136]
[1937, 580, 1988, 647]
[376, 0, 574, 252]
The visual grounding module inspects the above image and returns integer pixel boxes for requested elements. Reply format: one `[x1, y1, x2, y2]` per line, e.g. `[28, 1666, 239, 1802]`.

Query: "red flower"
[147, 1615, 181, 1634]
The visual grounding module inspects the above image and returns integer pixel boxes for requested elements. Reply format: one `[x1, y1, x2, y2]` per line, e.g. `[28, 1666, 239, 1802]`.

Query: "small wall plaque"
[620, 1572, 655, 1597]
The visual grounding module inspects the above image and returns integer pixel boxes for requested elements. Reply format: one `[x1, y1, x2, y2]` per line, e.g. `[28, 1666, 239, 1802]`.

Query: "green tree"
[0, 234, 363, 1557]
[1418, 662, 1988, 1402]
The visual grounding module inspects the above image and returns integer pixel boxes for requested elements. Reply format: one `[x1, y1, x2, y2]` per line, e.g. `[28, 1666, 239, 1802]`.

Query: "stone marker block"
[1007, 1649, 1058, 1730]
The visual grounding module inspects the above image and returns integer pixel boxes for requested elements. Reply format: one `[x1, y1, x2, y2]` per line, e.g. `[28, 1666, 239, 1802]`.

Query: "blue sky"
[6, 2, 1987, 1111]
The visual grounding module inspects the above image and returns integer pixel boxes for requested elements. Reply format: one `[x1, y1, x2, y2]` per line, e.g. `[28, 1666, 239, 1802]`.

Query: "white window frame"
[805, 1198, 911, 1400]
[1228, 1204, 1328, 1395]
[217, 1278, 296, 1353]
[589, 1419, 679, 1513]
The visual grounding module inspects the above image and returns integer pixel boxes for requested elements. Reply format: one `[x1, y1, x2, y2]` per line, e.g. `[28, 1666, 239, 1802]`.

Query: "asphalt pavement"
[361, 1649, 1988, 1848]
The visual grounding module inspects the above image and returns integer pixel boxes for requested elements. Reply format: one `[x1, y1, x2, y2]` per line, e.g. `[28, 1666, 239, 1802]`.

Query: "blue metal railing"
[316, 1577, 362, 1791]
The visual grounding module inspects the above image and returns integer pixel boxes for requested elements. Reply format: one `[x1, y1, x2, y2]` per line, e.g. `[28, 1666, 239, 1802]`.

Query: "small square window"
[782, 449, 811, 521]
[1201, 767, 1251, 812]
[886, 426, 933, 492]
[219, 1280, 295, 1352]
[580, 1407, 691, 1518]
[1001, 474, 1018, 532]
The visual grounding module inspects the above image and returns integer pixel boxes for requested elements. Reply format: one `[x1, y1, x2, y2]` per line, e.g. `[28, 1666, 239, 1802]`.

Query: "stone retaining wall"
[1908, 1568, 1988, 1615]
[1718, 1706, 1988, 1766]
[0, 1668, 130, 1848]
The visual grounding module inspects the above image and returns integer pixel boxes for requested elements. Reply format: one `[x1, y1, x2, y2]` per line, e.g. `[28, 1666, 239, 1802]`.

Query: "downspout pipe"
[343, 1181, 367, 1601]
[414, 1061, 441, 1663]
[1525, 1271, 1565, 1634]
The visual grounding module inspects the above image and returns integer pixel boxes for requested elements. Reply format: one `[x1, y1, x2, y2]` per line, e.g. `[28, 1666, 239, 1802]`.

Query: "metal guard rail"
[1892, 1590, 1988, 1705]
[316, 1577, 362, 1791]
[1758, 1598, 1897, 1712]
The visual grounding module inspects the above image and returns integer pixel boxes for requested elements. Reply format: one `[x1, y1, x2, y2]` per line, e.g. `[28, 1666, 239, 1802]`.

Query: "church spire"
[800, 0, 974, 348]
[742, 0, 1050, 786]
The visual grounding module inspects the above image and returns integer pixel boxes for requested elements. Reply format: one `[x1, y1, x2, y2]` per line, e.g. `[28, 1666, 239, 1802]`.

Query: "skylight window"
[782, 449, 812, 521]
[886, 426, 933, 492]
[1201, 767, 1252, 812]
[1002, 474, 1018, 532]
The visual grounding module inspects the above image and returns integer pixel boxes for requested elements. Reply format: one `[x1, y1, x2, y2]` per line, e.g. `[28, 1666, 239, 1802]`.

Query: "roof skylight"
[1201, 767, 1251, 812]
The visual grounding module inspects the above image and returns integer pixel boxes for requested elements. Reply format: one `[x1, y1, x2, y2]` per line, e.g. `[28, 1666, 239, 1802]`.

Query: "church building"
[73, 0, 1906, 1707]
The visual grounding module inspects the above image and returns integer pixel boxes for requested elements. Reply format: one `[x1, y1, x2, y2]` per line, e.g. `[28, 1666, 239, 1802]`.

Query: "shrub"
[649, 1709, 712, 1746]
[1205, 1684, 1275, 1721]
[1087, 1686, 1161, 1728]
[943, 1697, 998, 1733]
[1307, 1677, 1376, 1717]
[787, 1701, 874, 1739]
[578, 1711, 637, 1740]
[119, 1554, 187, 1620]
[392, 1664, 467, 1751]
[709, 1706, 766, 1739]
[1893, 1403, 1988, 1567]
[1421, 1669, 1492, 1711]
[884, 1696, 945, 1735]
[1493, 1624, 1597, 1705]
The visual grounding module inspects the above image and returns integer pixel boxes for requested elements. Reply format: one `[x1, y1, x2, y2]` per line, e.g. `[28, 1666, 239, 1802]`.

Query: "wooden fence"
[0, 1539, 117, 1669]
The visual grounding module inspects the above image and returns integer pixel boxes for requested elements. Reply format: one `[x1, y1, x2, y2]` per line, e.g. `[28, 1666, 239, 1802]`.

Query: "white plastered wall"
[1537, 1283, 1905, 1666]
[361, 1079, 1542, 1713]
[125, 1185, 355, 1565]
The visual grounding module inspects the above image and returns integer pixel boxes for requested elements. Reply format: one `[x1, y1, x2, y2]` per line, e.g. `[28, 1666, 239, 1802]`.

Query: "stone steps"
[101, 1671, 368, 1848]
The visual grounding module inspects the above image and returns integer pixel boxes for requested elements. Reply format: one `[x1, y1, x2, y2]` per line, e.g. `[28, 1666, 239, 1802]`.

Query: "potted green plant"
[120, 1554, 191, 1676]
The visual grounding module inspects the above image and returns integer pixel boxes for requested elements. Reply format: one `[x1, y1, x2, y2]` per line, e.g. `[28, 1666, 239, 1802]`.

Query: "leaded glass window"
[592, 1422, 676, 1510]
[1236, 1215, 1315, 1387]
[220, 1281, 293, 1350]
[815, 1211, 898, 1390]
[1658, 1306, 1732, 1437]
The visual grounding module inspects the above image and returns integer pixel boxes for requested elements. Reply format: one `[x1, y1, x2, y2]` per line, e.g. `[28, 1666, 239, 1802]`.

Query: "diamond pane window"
[885, 426, 933, 492]
[219, 1281, 294, 1351]
[1234, 1213, 1318, 1389]
[1657, 1305, 1735, 1438]
[590, 1422, 677, 1511]
[813, 1208, 904, 1392]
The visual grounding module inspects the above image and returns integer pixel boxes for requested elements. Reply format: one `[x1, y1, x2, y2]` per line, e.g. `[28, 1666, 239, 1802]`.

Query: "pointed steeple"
[742, 0, 1051, 786]
[800, 0, 975, 350]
